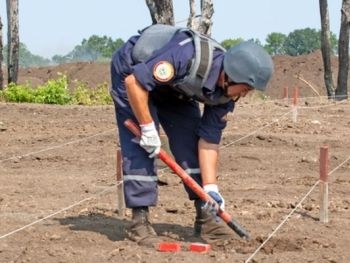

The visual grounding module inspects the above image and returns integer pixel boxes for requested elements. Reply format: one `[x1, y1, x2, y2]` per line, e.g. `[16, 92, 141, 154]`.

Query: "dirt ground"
[0, 51, 350, 263]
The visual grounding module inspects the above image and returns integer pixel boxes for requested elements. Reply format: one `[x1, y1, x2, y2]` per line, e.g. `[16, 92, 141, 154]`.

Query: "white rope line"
[229, 100, 349, 120]
[245, 180, 320, 263]
[329, 154, 350, 176]
[298, 99, 349, 110]
[230, 95, 349, 108]
[0, 182, 121, 240]
[245, 153, 350, 262]
[0, 128, 116, 163]
[220, 109, 292, 149]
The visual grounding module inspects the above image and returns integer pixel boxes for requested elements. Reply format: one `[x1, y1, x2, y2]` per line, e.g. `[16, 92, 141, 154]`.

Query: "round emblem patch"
[153, 61, 174, 82]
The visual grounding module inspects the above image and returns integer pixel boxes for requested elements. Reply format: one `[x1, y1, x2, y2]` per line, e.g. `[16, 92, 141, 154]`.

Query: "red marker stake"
[292, 86, 299, 123]
[293, 86, 299, 106]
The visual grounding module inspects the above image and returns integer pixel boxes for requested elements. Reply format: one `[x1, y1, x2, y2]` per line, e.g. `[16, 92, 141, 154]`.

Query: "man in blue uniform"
[110, 24, 273, 247]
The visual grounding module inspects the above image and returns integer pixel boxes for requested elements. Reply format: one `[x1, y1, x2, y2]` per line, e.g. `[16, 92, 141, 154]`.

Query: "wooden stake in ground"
[116, 148, 125, 216]
[319, 145, 329, 223]
[292, 86, 299, 123]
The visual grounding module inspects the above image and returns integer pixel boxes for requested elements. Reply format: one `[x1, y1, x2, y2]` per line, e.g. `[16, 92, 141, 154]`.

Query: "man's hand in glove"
[204, 184, 225, 210]
[203, 184, 225, 222]
[139, 122, 161, 158]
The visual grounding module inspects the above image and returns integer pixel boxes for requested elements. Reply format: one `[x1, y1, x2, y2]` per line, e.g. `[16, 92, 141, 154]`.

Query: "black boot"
[127, 207, 162, 248]
[194, 200, 234, 242]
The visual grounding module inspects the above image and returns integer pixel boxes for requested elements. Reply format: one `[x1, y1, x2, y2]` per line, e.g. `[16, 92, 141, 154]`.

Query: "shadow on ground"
[55, 213, 195, 242]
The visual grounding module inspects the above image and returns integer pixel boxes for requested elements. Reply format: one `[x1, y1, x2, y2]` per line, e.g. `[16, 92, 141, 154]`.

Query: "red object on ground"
[189, 243, 211, 253]
[157, 242, 182, 252]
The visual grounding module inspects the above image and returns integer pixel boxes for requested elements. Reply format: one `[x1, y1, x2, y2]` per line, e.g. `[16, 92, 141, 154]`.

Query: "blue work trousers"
[111, 88, 202, 208]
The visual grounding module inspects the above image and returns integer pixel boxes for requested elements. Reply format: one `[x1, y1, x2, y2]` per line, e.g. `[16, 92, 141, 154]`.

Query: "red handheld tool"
[124, 119, 250, 239]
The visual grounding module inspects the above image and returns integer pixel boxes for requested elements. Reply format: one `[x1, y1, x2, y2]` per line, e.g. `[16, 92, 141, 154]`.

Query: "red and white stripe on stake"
[292, 87, 299, 123]
[319, 145, 329, 223]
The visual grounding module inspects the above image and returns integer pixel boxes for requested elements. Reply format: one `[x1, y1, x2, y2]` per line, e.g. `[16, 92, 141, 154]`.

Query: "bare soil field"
[0, 52, 350, 262]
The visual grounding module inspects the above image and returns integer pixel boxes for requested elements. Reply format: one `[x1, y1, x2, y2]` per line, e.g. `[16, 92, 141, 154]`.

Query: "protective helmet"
[223, 41, 274, 91]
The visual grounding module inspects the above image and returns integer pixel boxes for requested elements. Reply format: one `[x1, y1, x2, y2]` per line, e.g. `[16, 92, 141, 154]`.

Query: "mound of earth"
[11, 49, 340, 99]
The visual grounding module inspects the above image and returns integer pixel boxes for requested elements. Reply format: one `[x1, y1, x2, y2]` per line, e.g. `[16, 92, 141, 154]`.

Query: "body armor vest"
[132, 24, 232, 105]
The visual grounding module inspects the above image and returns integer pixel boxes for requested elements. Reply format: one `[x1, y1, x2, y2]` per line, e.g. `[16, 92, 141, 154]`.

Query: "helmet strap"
[223, 74, 241, 102]
[223, 74, 230, 97]
[223, 82, 229, 97]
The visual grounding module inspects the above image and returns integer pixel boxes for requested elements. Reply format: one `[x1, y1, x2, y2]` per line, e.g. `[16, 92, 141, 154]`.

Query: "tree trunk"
[145, 0, 214, 35]
[6, 0, 19, 84]
[336, 0, 350, 101]
[0, 16, 4, 90]
[145, 0, 174, 25]
[319, 0, 335, 99]
[187, 0, 214, 35]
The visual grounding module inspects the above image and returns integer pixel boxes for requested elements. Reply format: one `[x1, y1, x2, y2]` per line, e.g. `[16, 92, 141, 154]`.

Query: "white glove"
[204, 184, 225, 211]
[139, 122, 161, 158]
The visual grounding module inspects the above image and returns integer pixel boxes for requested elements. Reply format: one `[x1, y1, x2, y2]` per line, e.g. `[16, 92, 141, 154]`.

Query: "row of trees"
[0, 0, 349, 99]
[2, 27, 339, 68]
[51, 35, 124, 65]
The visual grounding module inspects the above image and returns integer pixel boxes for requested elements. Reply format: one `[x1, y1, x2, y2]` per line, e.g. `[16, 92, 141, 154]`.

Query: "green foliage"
[33, 74, 72, 104]
[51, 54, 69, 65]
[93, 83, 113, 105]
[3, 43, 51, 68]
[65, 35, 125, 63]
[247, 38, 262, 45]
[0, 73, 112, 105]
[284, 28, 321, 56]
[220, 38, 261, 50]
[71, 82, 92, 105]
[329, 32, 338, 54]
[71, 81, 112, 105]
[264, 28, 338, 56]
[220, 38, 244, 49]
[0, 82, 35, 102]
[265, 33, 287, 55]
[3, 36, 125, 66]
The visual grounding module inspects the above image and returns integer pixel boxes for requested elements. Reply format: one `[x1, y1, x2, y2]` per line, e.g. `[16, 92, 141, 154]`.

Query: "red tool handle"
[124, 119, 250, 239]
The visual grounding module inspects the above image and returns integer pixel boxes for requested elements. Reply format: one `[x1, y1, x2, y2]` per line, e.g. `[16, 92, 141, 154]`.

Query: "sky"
[0, 0, 343, 59]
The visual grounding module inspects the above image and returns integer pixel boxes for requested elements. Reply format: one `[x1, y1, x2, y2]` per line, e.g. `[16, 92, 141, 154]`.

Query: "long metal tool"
[124, 119, 250, 239]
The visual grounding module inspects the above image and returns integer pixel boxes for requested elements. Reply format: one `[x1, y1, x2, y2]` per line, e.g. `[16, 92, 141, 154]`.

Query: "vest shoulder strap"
[174, 30, 230, 105]
[186, 30, 226, 87]
[132, 24, 182, 63]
